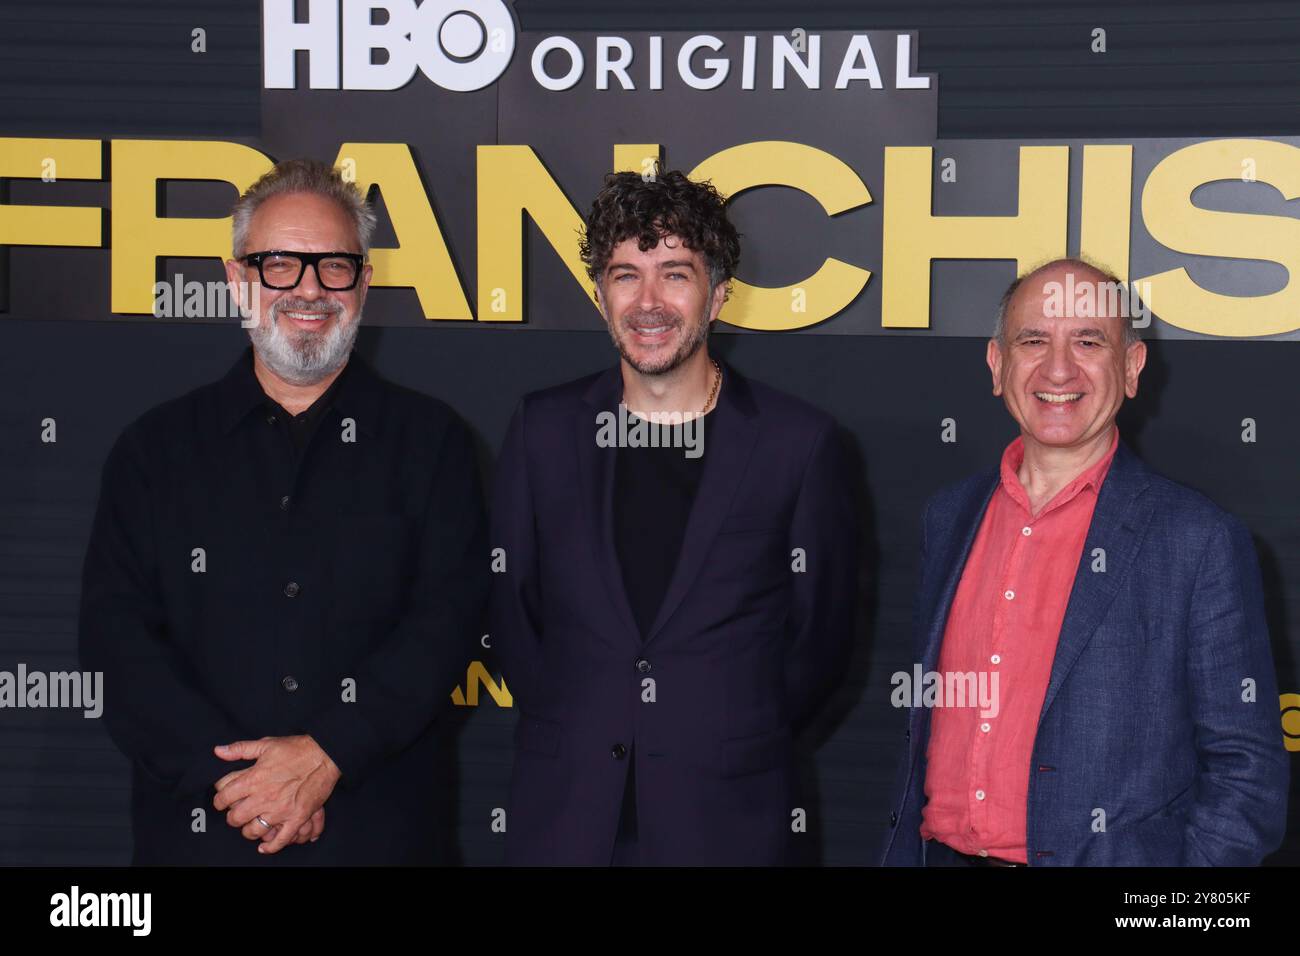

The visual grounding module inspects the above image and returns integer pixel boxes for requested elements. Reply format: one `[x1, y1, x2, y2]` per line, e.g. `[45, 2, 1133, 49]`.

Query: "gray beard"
[609, 304, 711, 377]
[247, 299, 360, 386]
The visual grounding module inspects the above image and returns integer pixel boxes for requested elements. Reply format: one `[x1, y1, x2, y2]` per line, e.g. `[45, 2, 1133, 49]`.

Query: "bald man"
[882, 258, 1286, 867]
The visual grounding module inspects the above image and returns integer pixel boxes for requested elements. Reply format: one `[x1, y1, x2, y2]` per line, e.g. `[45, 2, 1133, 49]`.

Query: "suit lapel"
[1037, 441, 1152, 720]
[920, 474, 999, 674]
[904, 471, 998, 777]
[644, 363, 760, 645]
[577, 367, 641, 641]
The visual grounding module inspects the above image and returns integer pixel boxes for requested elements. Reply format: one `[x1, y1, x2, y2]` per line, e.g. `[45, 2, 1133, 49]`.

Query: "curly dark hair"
[579, 168, 741, 301]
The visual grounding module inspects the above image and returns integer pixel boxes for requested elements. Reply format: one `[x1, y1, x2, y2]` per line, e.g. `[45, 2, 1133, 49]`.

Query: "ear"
[986, 337, 1005, 396]
[357, 261, 374, 303]
[224, 258, 256, 321]
[708, 280, 728, 324]
[1124, 339, 1147, 398]
[593, 280, 611, 325]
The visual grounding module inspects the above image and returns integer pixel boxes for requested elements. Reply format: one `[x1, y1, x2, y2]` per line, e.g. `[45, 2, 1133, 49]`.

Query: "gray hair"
[231, 158, 377, 258]
[994, 256, 1143, 349]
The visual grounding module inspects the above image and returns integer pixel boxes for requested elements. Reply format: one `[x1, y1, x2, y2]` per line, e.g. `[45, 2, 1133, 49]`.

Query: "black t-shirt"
[613, 411, 712, 638]
[610, 409, 712, 849]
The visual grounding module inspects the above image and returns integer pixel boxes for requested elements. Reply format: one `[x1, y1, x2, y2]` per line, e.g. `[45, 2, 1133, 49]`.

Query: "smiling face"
[224, 191, 373, 386]
[987, 263, 1146, 453]
[596, 233, 725, 376]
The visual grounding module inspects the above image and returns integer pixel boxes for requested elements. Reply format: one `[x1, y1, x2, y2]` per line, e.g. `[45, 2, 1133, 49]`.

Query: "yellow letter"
[111, 140, 271, 314]
[882, 146, 1068, 328]
[477, 145, 592, 322]
[1139, 139, 1300, 337]
[690, 141, 872, 331]
[451, 661, 513, 707]
[1080, 144, 1133, 280]
[0, 138, 102, 247]
[334, 143, 472, 320]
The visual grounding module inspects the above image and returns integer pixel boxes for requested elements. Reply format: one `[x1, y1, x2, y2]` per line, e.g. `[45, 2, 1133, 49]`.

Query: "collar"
[217, 345, 384, 438]
[998, 426, 1119, 518]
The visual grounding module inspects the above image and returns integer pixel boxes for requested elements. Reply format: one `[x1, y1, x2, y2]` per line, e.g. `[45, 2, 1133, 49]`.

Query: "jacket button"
[635, 658, 651, 674]
[281, 675, 299, 693]
[890, 811, 898, 827]
[905, 728, 911, 740]
[611, 743, 627, 759]
[266, 414, 277, 425]
[280, 495, 291, 510]
[283, 581, 300, 597]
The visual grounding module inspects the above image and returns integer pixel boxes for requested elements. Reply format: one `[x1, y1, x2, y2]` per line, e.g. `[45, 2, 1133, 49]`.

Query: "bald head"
[994, 258, 1142, 350]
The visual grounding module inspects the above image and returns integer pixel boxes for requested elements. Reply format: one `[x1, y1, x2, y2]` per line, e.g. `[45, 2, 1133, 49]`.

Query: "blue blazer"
[882, 440, 1288, 866]
[490, 363, 857, 865]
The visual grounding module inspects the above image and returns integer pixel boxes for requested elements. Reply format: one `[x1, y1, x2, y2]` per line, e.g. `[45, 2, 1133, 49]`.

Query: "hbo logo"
[264, 0, 517, 92]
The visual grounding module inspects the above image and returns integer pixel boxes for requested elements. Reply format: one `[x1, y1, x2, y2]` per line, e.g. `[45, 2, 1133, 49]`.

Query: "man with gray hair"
[883, 256, 1286, 867]
[79, 158, 488, 864]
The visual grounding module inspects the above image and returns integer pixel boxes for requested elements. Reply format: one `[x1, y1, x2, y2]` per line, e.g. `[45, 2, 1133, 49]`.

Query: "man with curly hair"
[490, 168, 859, 865]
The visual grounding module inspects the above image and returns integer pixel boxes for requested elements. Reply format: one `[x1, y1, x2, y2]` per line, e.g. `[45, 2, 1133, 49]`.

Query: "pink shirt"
[919, 429, 1118, 862]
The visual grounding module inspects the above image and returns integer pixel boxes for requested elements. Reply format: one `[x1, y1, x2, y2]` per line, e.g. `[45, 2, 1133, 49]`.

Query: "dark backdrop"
[1, 0, 1297, 865]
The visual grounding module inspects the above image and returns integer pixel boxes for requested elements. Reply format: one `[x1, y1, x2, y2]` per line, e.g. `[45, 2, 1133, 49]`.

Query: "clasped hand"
[212, 735, 341, 855]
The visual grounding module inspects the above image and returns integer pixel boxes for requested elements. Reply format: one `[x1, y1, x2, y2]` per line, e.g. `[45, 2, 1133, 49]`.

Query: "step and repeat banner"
[2, 1, 1297, 868]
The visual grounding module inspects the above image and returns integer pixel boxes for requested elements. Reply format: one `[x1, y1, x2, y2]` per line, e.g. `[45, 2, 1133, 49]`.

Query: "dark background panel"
[1, 0, 1298, 865]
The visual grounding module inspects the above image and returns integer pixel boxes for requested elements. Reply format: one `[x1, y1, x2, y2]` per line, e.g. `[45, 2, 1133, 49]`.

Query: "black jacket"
[490, 364, 858, 865]
[78, 347, 488, 864]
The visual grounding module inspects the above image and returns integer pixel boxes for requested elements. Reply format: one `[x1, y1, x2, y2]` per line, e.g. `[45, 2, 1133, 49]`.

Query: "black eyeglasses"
[240, 251, 366, 291]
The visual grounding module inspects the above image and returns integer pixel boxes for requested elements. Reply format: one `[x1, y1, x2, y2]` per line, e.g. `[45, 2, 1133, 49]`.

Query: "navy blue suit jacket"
[490, 363, 857, 865]
[883, 440, 1288, 866]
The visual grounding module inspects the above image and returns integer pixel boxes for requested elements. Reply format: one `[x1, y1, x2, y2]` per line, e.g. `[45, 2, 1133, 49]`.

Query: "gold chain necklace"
[701, 359, 722, 414]
[623, 358, 722, 419]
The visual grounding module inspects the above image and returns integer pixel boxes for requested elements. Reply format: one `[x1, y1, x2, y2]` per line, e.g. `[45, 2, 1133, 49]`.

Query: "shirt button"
[611, 743, 627, 759]
[991, 654, 1001, 665]
[1004, 589, 1015, 600]
[981, 722, 991, 733]
[280, 495, 291, 510]
[975, 789, 986, 801]
[1022, 526, 1032, 536]
[281, 675, 299, 693]
[265, 414, 277, 425]
[283, 581, 300, 598]
[635, 658, 652, 674]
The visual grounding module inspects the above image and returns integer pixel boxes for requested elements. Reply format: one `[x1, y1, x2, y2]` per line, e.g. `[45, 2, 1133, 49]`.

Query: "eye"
[613, 273, 635, 282]
[666, 272, 687, 280]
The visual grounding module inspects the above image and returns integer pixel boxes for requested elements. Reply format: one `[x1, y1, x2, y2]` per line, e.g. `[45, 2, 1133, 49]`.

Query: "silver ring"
[256, 815, 272, 829]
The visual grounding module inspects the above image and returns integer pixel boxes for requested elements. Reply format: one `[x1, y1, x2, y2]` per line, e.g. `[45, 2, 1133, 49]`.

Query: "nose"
[637, 274, 665, 314]
[1043, 337, 1079, 382]
[295, 261, 324, 300]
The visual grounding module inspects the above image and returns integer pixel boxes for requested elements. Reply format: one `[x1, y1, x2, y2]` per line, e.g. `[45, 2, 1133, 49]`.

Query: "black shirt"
[610, 410, 712, 850]
[613, 413, 712, 638]
[262, 359, 350, 460]
[78, 346, 488, 864]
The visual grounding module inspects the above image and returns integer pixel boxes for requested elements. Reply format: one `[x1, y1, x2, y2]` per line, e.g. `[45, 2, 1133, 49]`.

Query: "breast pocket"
[1089, 607, 1162, 647]
[712, 512, 787, 584]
